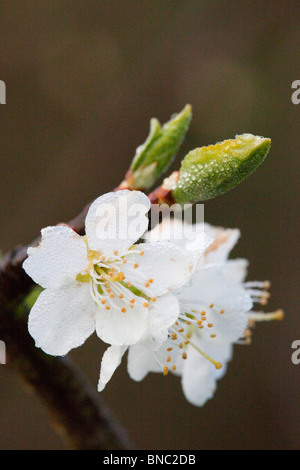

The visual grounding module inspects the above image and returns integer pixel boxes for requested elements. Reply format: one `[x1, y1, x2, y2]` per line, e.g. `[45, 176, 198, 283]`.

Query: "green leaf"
[130, 104, 192, 190]
[172, 133, 271, 204]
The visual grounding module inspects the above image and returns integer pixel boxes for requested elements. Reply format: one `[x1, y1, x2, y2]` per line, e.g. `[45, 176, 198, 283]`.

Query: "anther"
[163, 366, 169, 376]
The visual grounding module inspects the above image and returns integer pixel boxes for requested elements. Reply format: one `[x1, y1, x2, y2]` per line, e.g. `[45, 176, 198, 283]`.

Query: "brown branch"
[0, 302, 133, 450]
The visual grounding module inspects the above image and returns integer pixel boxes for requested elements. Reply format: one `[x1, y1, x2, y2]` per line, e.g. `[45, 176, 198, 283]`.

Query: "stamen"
[248, 309, 284, 322]
[173, 326, 222, 370]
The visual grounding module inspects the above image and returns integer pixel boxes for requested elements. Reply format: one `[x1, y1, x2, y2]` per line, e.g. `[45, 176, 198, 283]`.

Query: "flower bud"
[129, 104, 192, 190]
[172, 134, 271, 203]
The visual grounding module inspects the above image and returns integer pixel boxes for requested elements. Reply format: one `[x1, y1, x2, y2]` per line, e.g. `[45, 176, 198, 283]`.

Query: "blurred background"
[0, 0, 299, 450]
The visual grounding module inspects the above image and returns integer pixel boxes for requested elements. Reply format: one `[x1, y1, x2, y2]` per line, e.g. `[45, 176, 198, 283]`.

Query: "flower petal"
[177, 265, 252, 344]
[224, 259, 249, 285]
[95, 296, 148, 346]
[23, 226, 88, 289]
[98, 345, 128, 391]
[203, 225, 240, 264]
[28, 283, 96, 356]
[182, 339, 233, 406]
[85, 190, 150, 256]
[127, 343, 162, 381]
[122, 242, 194, 297]
[148, 293, 180, 343]
[145, 219, 213, 266]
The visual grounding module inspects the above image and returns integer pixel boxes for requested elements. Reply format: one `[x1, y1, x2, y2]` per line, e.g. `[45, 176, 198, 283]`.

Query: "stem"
[0, 302, 133, 450]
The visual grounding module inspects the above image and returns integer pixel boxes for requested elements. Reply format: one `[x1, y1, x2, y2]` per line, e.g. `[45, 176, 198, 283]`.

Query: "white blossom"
[125, 219, 283, 406]
[23, 190, 194, 359]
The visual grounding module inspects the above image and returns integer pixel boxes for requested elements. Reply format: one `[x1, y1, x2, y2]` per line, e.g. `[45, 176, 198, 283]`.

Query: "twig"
[0, 302, 133, 450]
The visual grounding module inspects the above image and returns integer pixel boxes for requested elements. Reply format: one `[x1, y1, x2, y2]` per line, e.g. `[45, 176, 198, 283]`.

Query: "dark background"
[0, 0, 299, 450]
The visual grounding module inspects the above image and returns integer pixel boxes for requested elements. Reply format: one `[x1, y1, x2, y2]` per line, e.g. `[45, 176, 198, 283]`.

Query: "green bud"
[130, 104, 192, 190]
[172, 133, 271, 204]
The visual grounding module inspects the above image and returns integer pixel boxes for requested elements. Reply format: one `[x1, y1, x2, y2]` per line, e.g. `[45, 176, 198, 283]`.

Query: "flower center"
[77, 243, 156, 314]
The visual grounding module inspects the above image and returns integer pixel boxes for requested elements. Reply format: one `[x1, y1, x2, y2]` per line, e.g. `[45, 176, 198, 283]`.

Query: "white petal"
[122, 242, 194, 297]
[28, 283, 96, 356]
[98, 345, 127, 391]
[127, 343, 162, 381]
[182, 339, 232, 407]
[95, 296, 148, 346]
[85, 190, 150, 256]
[224, 259, 249, 285]
[23, 226, 88, 289]
[203, 225, 240, 264]
[145, 219, 213, 266]
[148, 293, 179, 343]
[177, 265, 252, 344]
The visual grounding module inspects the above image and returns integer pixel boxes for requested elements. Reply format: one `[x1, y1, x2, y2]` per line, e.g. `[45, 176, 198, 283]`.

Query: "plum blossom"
[23, 190, 194, 359]
[124, 219, 283, 406]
